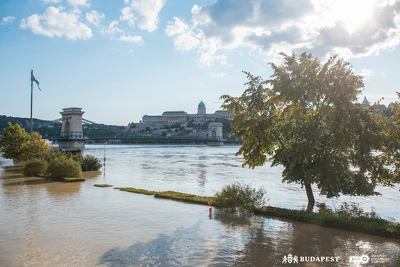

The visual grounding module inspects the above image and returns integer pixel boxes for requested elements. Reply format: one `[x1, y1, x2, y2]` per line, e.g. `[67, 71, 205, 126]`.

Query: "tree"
[221, 52, 396, 209]
[383, 93, 400, 180]
[0, 122, 30, 161]
[19, 132, 51, 161]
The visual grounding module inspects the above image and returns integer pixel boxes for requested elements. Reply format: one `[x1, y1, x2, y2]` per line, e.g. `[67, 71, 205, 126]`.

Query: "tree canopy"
[0, 122, 50, 162]
[221, 52, 398, 208]
[19, 132, 51, 161]
[0, 122, 30, 161]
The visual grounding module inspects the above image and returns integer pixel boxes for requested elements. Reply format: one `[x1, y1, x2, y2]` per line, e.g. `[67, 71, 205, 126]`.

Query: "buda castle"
[142, 101, 234, 125]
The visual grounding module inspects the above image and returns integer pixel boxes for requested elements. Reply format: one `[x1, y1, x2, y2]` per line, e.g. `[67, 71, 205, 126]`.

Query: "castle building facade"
[142, 101, 234, 125]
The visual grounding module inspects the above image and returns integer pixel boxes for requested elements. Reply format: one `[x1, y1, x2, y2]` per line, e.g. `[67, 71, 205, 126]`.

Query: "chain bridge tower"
[207, 122, 225, 146]
[58, 107, 87, 152]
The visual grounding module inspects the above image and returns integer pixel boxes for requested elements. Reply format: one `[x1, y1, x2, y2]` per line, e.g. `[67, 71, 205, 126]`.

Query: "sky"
[0, 0, 400, 126]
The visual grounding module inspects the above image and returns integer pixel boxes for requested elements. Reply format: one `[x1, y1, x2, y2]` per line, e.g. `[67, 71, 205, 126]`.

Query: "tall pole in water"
[30, 69, 34, 135]
[103, 141, 107, 176]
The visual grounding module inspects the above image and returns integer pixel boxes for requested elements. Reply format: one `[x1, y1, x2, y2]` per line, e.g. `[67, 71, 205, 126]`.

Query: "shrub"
[40, 148, 66, 162]
[81, 155, 102, 171]
[23, 158, 48, 177]
[47, 155, 82, 180]
[214, 182, 266, 212]
[71, 152, 84, 165]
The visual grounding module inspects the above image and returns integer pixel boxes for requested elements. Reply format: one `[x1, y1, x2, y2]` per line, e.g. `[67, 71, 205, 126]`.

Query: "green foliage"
[19, 132, 51, 161]
[39, 149, 102, 172]
[81, 155, 102, 171]
[94, 184, 113, 187]
[23, 158, 48, 177]
[119, 187, 212, 205]
[214, 182, 266, 212]
[221, 52, 395, 204]
[0, 122, 30, 161]
[383, 93, 400, 182]
[257, 206, 400, 239]
[46, 155, 82, 180]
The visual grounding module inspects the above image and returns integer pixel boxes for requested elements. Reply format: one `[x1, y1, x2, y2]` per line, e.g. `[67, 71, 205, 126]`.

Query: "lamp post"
[103, 141, 107, 176]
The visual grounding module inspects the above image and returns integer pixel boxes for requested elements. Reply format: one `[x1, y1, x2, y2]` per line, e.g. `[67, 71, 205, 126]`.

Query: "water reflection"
[99, 209, 400, 266]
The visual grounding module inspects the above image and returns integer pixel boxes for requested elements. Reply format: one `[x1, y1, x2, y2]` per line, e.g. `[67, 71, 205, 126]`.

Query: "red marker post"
[208, 200, 213, 219]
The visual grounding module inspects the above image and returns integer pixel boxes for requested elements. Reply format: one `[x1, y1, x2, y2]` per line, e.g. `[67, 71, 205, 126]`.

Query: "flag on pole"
[31, 69, 41, 91]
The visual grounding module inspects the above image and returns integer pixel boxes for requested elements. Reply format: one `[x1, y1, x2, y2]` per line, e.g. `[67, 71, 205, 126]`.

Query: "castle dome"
[198, 101, 205, 108]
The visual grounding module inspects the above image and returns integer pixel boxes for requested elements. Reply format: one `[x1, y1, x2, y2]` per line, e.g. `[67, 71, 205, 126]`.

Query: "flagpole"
[30, 69, 33, 135]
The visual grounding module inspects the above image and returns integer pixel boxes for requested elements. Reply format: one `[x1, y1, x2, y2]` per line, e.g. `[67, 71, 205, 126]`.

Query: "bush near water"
[23, 158, 48, 177]
[214, 182, 266, 212]
[46, 156, 82, 180]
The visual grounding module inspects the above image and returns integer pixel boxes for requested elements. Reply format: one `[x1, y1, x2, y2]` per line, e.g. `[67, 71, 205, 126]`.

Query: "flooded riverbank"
[1, 145, 399, 266]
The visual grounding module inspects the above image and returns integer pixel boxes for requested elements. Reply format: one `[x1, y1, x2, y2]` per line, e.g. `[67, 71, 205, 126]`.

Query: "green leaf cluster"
[221, 52, 397, 203]
[23, 158, 48, 177]
[46, 155, 82, 180]
[0, 122, 30, 161]
[0, 122, 50, 162]
[214, 182, 266, 212]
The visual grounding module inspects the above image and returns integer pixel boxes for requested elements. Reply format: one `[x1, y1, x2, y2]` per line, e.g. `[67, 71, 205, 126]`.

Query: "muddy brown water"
[1, 145, 399, 266]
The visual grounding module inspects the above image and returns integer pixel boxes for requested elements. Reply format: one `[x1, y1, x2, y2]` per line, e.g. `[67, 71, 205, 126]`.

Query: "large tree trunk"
[305, 183, 315, 210]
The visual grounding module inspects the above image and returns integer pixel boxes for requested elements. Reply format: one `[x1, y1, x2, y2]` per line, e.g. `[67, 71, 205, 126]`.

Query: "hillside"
[0, 115, 125, 139]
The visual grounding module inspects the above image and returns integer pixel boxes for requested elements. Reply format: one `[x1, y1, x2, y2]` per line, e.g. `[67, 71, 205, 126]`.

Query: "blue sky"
[1, 0, 400, 125]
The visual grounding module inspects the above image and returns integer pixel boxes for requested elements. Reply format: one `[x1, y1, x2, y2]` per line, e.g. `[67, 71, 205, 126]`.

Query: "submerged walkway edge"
[103, 186, 400, 240]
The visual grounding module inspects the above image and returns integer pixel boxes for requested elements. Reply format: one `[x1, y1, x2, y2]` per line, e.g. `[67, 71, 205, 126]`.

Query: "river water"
[0, 144, 399, 266]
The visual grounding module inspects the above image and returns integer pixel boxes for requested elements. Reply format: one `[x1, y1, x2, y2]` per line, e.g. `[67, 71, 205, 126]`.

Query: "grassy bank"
[117, 187, 400, 239]
[94, 184, 113, 187]
[255, 206, 400, 239]
[119, 187, 213, 205]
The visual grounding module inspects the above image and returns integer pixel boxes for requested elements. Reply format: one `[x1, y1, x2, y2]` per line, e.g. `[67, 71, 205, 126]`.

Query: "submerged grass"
[256, 206, 400, 239]
[117, 187, 400, 239]
[119, 187, 214, 204]
[62, 178, 85, 182]
[94, 184, 113, 187]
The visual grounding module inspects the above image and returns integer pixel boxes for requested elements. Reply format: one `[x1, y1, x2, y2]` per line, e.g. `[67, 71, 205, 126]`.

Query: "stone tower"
[207, 122, 225, 146]
[58, 107, 86, 151]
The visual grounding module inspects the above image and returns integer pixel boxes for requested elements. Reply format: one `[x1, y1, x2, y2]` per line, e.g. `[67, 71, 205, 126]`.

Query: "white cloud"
[165, 17, 188, 36]
[41, 0, 62, 3]
[67, 0, 89, 7]
[20, 6, 92, 40]
[211, 72, 227, 78]
[166, 0, 400, 66]
[356, 68, 375, 80]
[119, 34, 144, 44]
[166, 17, 200, 51]
[120, 7, 135, 27]
[101, 20, 122, 34]
[121, 0, 166, 32]
[165, 16, 227, 66]
[86, 10, 104, 27]
[71, 6, 82, 15]
[2, 16, 15, 24]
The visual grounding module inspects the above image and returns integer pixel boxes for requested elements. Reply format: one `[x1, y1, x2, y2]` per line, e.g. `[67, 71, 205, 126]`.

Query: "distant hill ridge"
[0, 115, 124, 138]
